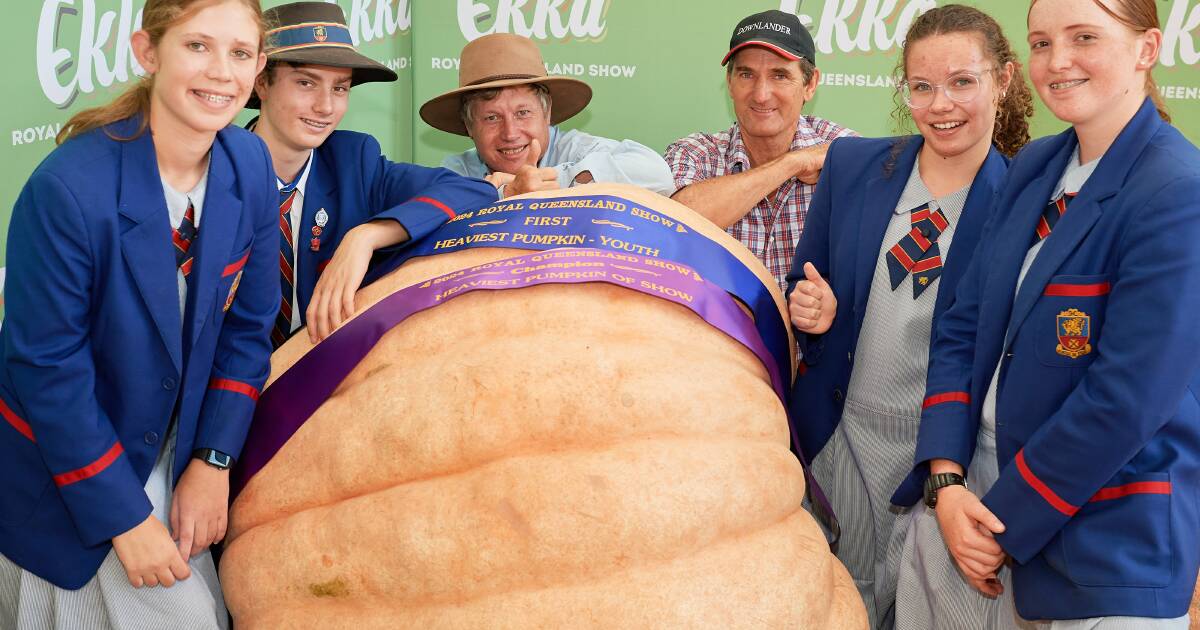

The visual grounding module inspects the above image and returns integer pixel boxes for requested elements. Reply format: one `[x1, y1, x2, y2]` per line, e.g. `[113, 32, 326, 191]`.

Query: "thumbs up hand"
[789, 262, 837, 334]
[509, 138, 560, 197]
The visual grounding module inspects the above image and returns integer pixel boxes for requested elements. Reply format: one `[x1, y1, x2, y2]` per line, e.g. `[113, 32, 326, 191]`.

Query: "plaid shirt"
[665, 116, 855, 291]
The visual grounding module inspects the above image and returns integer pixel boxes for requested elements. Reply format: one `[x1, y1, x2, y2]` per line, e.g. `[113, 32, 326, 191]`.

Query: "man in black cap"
[249, 2, 497, 346]
[665, 10, 854, 292]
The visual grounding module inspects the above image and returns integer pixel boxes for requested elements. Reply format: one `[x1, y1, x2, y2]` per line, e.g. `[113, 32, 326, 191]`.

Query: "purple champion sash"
[364, 194, 792, 394]
[233, 248, 835, 538]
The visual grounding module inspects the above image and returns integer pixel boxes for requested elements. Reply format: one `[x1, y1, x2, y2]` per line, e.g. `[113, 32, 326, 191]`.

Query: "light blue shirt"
[441, 125, 675, 195]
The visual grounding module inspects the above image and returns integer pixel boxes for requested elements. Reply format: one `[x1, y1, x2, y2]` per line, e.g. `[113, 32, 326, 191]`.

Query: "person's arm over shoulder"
[667, 129, 834, 229]
[4, 167, 152, 546]
[549, 129, 674, 194]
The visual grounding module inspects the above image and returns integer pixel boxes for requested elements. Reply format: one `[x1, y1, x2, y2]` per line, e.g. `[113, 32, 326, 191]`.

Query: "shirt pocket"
[1052, 471, 1173, 588]
[1033, 274, 1110, 369]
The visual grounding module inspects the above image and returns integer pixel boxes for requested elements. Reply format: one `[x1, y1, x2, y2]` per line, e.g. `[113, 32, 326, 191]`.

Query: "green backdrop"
[3, 0, 1199, 297]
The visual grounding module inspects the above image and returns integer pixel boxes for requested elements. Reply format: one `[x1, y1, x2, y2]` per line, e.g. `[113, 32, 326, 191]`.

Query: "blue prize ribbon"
[364, 194, 792, 392]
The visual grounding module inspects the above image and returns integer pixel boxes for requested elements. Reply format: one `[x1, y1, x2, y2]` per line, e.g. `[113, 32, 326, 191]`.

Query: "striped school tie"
[174, 199, 197, 278]
[1035, 192, 1077, 243]
[272, 187, 299, 348]
[885, 204, 950, 299]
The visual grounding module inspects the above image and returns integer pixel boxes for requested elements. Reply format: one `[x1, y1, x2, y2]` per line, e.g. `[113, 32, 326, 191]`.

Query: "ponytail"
[56, 78, 153, 144]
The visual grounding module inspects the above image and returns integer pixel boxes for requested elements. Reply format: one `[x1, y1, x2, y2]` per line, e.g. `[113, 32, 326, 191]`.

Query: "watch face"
[209, 452, 232, 467]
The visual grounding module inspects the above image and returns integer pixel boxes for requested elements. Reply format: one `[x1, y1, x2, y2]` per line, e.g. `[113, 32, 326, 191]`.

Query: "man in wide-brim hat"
[421, 33, 673, 198]
[250, 2, 496, 345]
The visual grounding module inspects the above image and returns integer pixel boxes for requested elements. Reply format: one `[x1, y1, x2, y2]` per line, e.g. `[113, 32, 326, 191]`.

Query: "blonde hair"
[56, 0, 266, 144]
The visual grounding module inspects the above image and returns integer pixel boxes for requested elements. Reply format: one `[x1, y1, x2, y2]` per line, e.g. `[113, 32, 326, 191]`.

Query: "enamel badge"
[313, 25, 328, 42]
[1056, 308, 1092, 358]
[224, 270, 242, 312]
[315, 208, 329, 227]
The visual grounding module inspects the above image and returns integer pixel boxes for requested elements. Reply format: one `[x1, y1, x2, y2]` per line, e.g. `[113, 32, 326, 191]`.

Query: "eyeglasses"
[900, 70, 992, 109]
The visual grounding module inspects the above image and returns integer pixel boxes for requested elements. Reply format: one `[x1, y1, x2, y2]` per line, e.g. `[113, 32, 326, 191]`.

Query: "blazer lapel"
[1003, 99, 1163, 349]
[295, 148, 338, 324]
[852, 137, 921, 335]
[117, 131, 183, 373]
[187, 135, 241, 349]
[935, 147, 1006, 317]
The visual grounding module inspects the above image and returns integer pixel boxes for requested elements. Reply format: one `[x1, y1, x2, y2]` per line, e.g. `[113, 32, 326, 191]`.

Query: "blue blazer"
[785, 135, 1008, 461]
[265, 128, 497, 324]
[894, 99, 1200, 619]
[0, 118, 278, 589]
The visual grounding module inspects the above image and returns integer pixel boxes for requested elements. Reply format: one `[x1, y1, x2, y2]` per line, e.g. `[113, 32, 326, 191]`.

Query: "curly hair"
[889, 4, 1034, 160]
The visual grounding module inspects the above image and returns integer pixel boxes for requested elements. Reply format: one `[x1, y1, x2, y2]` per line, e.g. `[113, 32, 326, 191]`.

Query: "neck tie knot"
[886, 204, 950, 299]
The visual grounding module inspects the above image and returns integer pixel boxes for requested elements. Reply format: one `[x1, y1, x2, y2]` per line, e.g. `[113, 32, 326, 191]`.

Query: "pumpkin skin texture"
[221, 184, 868, 629]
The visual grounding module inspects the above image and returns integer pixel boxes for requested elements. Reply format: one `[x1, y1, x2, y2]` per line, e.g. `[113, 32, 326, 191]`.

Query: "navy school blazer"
[893, 99, 1200, 620]
[257, 127, 498, 324]
[0, 117, 278, 589]
[785, 135, 1009, 462]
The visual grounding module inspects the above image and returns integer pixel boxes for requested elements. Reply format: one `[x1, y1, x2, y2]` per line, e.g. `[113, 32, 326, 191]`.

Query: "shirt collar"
[277, 150, 314, 197]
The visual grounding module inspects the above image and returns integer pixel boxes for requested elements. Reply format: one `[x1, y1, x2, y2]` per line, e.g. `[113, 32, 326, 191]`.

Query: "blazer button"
[144, 431, 159, 445]
[847, 352, 853, 363]
[162, 377, 176, 390]
[833, 389, 844, 402]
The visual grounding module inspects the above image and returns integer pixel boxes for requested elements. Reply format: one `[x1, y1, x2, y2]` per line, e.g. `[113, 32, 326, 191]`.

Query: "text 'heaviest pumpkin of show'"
[219, 183, 867, 629]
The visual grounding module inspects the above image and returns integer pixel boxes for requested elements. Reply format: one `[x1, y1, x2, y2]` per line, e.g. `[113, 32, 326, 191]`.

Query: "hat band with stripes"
[267, 22, 355, 54]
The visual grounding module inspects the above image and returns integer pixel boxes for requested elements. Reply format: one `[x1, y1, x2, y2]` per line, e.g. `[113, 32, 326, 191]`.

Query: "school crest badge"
[1055, 308, 1091, 359]
[224, 270, 243, 313]
[313, 25, 328, 42]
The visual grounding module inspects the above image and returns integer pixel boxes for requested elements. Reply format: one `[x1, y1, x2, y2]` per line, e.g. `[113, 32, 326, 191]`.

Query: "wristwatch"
[192, 448, 234, 471]
[923, 472, 967, 508]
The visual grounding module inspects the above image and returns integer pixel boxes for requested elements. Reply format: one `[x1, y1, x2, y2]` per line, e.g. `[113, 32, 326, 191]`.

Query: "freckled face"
[905, 32, 1005, 160]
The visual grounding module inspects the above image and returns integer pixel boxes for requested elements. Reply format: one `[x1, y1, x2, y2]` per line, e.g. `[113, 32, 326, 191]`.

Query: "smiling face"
[134, 0, 265, 138]
[726, 47, 817, 148]
[465, 85, 552, 175]
[905, 32, 1008, 161]
[254, 63, 353, 155]
[1027, 0, 1159, 130]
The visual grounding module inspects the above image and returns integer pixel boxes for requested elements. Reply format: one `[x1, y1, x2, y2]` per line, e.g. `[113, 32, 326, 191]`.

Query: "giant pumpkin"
[220, 184, 867, 629]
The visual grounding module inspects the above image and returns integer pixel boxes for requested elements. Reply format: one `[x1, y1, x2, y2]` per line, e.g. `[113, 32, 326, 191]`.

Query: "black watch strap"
[192, 448, 234, 470]
[923, 472, 966, 509]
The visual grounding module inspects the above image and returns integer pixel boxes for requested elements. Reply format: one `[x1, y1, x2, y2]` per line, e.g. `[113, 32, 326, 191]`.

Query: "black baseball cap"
[721, 10, 817, 67]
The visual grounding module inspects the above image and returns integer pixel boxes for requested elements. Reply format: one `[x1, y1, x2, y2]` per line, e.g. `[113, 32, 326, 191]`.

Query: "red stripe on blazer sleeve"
[53, 441, 124, 487]
[209, 377, 261, 402]
[922, 391, 970, 409]
[413, 196, 456, 219]
[1015, 449, 1079, 516]
[0, 397, 35, 442]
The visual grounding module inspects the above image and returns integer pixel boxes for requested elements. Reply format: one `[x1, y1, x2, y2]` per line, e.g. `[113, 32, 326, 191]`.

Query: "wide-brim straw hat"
[246, 2, 397, 109]
[419, 33, 592, 136]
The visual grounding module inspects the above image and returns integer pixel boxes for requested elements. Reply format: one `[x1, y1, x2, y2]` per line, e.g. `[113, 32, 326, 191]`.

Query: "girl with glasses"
[893, 0, 1200, 627]
[784, 5, 1032, 627]
[0, 1, 277, 627]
